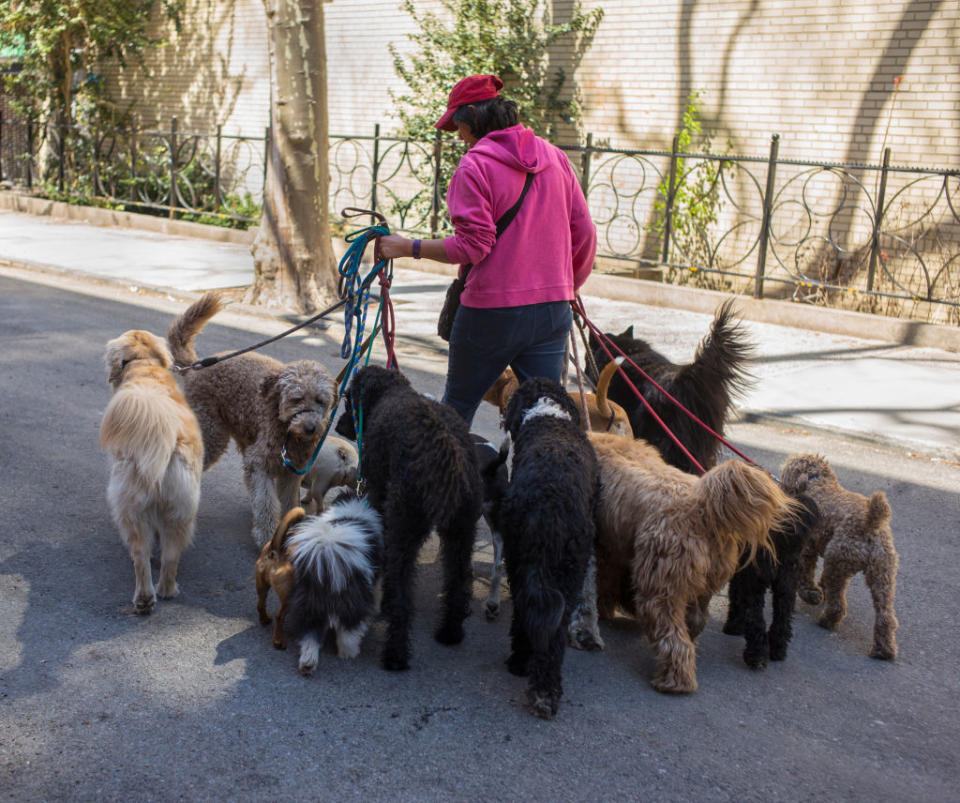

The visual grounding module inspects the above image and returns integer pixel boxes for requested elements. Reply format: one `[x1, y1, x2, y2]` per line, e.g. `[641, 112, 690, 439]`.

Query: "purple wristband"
[412, 239, 422, 259]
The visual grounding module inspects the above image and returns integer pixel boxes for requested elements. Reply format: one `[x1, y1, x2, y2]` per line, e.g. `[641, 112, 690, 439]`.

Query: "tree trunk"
[247, 0, 336, 313]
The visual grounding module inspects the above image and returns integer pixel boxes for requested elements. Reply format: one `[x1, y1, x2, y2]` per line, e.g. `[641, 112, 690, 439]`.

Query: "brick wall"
[99, 0, 957, 167]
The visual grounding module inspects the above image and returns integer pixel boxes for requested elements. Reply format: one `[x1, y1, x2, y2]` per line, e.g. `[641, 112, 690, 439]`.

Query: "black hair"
[451, 95, 519, 139]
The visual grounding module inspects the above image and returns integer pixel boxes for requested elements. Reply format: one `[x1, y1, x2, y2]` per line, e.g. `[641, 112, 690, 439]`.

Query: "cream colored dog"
[100, 330, 204, 614]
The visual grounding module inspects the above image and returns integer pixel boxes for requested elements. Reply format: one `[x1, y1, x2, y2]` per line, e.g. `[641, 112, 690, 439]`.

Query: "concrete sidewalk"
[1, 207, 958, 461]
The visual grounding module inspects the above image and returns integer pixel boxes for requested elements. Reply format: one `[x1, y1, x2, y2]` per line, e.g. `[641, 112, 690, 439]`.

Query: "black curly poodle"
[335, 365, 481, 671]
[484, 377, 599, 718]
[723, 493, 819, 669]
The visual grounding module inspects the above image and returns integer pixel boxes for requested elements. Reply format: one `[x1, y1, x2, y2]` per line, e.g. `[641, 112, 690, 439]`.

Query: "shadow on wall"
[105, 0, 248, 132]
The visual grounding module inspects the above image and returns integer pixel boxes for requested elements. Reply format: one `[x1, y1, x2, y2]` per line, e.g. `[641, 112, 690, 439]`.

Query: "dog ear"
[618, 325, 634, 339]
[260, 372, 281, 406]
[333, 387, 357, 440]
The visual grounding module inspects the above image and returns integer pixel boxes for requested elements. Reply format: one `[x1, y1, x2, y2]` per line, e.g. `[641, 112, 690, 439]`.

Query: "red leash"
[377, 269, 398, 370]
[571, 296, 761, 475]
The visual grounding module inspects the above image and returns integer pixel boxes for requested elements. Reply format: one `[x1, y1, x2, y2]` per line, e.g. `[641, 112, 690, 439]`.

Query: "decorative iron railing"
[1, 114, 957, 324]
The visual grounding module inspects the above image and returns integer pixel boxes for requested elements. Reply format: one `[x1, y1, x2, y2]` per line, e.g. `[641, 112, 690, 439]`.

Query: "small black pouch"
[436, 171, 534, 342]
[437, 274, 466, 341]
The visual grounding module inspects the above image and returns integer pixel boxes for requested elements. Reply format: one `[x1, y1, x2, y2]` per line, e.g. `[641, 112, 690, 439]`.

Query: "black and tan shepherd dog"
[589, 299, 753, 472]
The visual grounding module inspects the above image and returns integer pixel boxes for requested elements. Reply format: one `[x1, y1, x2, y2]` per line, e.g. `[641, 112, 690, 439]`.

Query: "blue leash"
[281, 224, 391, 476]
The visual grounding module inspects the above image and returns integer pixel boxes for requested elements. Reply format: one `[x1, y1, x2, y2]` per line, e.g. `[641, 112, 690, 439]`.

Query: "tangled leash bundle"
[570, 296, 761, 476]
[282, 209, 398, 477]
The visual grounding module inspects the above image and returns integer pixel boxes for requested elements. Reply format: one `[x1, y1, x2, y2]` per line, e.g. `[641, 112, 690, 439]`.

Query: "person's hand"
[376, 233, 411, 261]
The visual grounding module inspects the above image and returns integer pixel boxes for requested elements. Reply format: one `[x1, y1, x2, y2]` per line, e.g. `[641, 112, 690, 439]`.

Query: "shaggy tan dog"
[483, 360, 632, 436]
[779, 453, 899, 660]
[580, 433, 797, 693]
[167, 292, 337, 547]
[100, 330, 204, 614]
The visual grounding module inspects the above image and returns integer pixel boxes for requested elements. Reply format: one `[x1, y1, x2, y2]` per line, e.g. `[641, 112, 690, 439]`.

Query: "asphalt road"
[1, 274, 958, 802]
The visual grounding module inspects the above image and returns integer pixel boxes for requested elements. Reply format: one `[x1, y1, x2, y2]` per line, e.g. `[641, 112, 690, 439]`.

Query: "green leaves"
[387, 0, 602, 229]
[0, 0, 181, 122]
[390, 0, 603, 143]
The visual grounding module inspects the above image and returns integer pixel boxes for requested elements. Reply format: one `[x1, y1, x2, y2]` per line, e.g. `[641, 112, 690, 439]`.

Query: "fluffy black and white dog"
[285, 486, 384, 675]
[335, 366, 481, 671]
[589, 299, 753, 472]
[723, 493, 819, 669]
[484, 377, 599, 719]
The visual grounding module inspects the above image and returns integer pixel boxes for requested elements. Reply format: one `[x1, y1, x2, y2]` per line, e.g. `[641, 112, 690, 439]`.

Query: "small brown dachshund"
[255, 506, 307, 649]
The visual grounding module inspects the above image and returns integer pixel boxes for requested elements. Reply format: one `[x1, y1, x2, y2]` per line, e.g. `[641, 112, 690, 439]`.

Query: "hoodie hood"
[467, 125, 550, 173]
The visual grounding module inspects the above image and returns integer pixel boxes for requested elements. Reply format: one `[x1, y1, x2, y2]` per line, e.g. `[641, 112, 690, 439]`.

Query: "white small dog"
[100, 330, 204, 614]
[300, 435, 359, 513]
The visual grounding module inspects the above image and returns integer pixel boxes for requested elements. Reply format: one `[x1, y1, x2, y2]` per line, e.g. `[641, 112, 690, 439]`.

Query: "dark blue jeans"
[442, 300, 573, 425]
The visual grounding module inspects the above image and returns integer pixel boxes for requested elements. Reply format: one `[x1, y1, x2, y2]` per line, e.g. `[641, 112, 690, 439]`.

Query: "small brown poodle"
[167, 292, 337, 547]
[779, 453, 899, 660]
[578, 433, 797, 694]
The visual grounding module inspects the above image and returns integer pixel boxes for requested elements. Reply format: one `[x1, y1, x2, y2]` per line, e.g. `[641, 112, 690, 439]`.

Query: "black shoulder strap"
[494, 172, 534, 236]
[461, 172, 534, 281]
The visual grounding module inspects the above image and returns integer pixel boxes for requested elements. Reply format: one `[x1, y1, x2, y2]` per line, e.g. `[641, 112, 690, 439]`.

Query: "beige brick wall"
[102, 0, 270, 136]
[101, 0, 958, 168]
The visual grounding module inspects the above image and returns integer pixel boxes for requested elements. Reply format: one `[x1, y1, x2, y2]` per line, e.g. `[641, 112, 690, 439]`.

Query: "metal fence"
[2, 114, 958, 324]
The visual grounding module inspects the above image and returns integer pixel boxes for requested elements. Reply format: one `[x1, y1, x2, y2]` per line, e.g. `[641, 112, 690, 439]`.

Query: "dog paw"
[484, 601, 500, 621]
[651, 674, 697, 694]
[134, 594, 156, 615]
[722, 619, 744, 636]
[744, 652, 769, 671]
[817, 611, 842, 630]
[381, 650, 410, 672]
[799, 587, 824, 606]
[568, 627, 605, 652]
[258, 612, 272, 626]
[434, 623, 465, 646]
[298, 659, 317, 676]
[870, 643, 897, 661]
[527, 690, 559, 720]
[769, 642, 788, 662]
[272, 638, 287, 650]
[156, 582, 179, 600]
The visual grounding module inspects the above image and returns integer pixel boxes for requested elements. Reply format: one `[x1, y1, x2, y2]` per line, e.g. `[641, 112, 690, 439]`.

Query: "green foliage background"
[388, 0, 603, 228]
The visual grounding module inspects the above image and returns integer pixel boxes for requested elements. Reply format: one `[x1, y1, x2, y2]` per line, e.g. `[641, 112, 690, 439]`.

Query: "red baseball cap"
[434, 74, 504, 131]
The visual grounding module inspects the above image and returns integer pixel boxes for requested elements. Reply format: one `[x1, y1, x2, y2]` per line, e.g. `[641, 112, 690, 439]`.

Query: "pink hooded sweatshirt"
[442, 125, 597, 308]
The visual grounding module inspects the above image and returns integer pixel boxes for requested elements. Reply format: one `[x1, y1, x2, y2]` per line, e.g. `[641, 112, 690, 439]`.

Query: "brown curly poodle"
[779, 453, 899, 660]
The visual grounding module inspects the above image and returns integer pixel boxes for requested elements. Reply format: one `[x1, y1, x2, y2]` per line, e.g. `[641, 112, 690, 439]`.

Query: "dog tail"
[595, 357, 623, 418]
[695, 460, 800, 565]
[678, 298, 755, 411]
[517, 566, 566, 653]
[271, 506, 308, 555]
[866, 491, 892, 530]
[167, 291, 223, 366]
[99, 386, 187, 489]
[287, 498, 382, 593]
